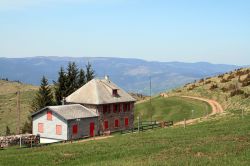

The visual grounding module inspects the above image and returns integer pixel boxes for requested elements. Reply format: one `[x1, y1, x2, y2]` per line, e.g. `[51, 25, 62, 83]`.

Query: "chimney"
[105, 75, 110, 82]
[62, 97, 66, 105]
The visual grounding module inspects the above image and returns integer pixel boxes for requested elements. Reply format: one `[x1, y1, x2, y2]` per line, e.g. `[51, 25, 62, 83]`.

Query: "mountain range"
[0, 56, 242, 94]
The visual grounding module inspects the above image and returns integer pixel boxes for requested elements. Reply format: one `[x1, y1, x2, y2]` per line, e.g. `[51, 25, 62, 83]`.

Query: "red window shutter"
[125, 118, 129, 127]
[104, 120, 109, 129]
[123, 103, 127, 112]
[113, 104, 117, 113]
[115, 119, 119, 127]
[127, 103, 130, 111]
[56, 125, 62, 135]
[47, 111, 52, 120]
[72, 124, 78, 134]
[38, 123, 44, 133]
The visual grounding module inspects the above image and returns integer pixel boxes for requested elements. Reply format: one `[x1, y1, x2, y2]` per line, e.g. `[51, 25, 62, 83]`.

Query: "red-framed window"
[113, 104, 118, 113]
[47, 111, 52, 120]
[72, 124, 78, 135]
[114, 119, 119, 128]
[56, 125, 62, 135]
[38, 123, 44, 133]
[123, 103, 127, 112]
[104, 120, 109, 129]
[124, 118, 129, 127]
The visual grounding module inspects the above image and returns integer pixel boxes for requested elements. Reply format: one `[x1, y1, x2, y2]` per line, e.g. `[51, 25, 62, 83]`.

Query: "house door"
[90, 122, 95, 137]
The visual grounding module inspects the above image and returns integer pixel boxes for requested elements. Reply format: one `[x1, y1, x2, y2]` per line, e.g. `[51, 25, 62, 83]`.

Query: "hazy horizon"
[1, 0, 250, 65]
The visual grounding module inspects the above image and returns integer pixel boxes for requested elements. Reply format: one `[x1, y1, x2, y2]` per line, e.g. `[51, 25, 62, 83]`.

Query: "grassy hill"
[168, 68, 250, 114]
[0, 112, 249, 165]
[134, 96, 211, 123]
[0, 68, 250, 165]
[0, 80, 38, 135]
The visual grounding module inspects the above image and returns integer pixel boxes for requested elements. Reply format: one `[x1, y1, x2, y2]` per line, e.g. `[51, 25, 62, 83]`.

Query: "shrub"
[209, 84, 218, 90]
[230, 89, 244, 97]
[198, 79, 204, 83]
[187, 84, 196, 91]
[220, 78, 230, 83]
[205, 80, 212, 84]
[221, 87, 229, 92]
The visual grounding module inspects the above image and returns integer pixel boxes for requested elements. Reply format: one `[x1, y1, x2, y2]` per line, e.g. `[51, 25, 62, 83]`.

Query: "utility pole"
[16, 91, 21, 135]
[150, 76, 152, 123]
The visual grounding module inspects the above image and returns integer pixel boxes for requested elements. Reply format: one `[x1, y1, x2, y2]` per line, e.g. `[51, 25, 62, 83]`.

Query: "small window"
[72, 124, 78, 135]
[113, 89, 118, 96]
[56, 125, 62, 135]
[47, 111, 52, 120]
[104, 120, 109, 129]
[114, 119, 119, 128]
[124, 118, 129, 127]
[38, 123, 44, 133]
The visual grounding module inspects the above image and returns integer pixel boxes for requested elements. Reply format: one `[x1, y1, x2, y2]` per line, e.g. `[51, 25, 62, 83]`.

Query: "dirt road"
[174, 96, 224, 126]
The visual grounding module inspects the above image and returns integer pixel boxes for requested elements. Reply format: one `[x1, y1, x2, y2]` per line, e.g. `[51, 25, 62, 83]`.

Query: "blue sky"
[0, 0, 249, 65]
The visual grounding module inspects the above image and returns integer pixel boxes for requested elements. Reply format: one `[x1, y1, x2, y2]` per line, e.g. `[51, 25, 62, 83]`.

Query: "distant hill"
[0, 56, 241, 94]
[167, 68, 250, 113]
[0, 80, 38, 135]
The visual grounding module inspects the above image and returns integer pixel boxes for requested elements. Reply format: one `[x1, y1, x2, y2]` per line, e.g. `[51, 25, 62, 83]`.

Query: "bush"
[221, 87, 229, 92]
[209, 84, 218, 90]
[230, 89, 244, 97]
[220, 78, 230, 83]
[187, 84, 196, 91]
[205, 80, 212, 84]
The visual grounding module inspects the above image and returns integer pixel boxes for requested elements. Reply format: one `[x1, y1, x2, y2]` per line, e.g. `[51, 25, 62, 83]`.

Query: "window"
[130, 103, 134, 110]
[113, 104, 117, 113]
[47, 111, 52, 120]
[56, 125, 62, 135]
[123, 103, 127, 112]
[104, 120, 109, 129]
[38, 123, 44, 133]
[113, 89, 118, 96]
[124, 118, 129, 127]
[72, 124, 78, 135]
[114, 119, 119, 128]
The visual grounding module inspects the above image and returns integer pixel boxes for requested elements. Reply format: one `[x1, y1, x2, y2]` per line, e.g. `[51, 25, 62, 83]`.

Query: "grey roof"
[65, 78, 136, 105]
[32, 104, 98, 120]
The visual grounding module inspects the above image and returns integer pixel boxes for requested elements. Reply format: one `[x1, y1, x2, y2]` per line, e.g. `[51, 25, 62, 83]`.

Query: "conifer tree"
[86, 62, 95, 82]
[54, 67, 67, 105]
[78, 68, 86, 88]
[32, 76, 54, 111]
[65, 62, 79, 96]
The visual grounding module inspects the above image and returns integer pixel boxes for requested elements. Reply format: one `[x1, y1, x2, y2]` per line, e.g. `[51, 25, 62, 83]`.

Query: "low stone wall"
[0, 134, 38, 148]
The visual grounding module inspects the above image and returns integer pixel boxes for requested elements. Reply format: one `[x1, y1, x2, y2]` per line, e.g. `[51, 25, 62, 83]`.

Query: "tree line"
[22, 62, 95, 133]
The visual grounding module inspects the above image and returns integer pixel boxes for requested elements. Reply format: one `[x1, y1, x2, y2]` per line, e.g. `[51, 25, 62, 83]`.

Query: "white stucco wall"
[32, 109, 68, 142]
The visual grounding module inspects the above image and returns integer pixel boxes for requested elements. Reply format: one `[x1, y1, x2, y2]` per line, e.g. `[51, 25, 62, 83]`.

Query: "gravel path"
[174, 96, 224, 126]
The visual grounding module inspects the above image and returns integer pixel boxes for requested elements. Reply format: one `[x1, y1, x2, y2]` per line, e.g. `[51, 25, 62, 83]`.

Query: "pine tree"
[31, 76, 54, 111]
[86, 62, 95, 82]
[65, 62, 79, 96]
[54, 67, 67, 105]
[78, 68, 86, 88]
[5, 126, 11, 136]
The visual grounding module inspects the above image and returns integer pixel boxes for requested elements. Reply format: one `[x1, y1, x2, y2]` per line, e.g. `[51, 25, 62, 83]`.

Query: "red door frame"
[90, 122, 95, 137]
